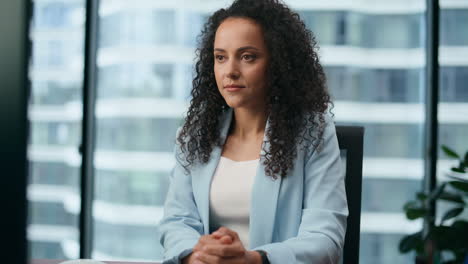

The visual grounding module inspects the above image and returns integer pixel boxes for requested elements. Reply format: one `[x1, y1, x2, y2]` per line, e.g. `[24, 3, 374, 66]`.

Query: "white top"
[209, 156, 260, 249]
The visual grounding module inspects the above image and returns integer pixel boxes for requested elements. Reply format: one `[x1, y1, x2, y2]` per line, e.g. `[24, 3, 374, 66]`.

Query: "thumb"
[219, 235, 233, 244]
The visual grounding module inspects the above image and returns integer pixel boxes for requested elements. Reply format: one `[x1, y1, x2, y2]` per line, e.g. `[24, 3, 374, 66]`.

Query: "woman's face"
[213, 17, 269, 110]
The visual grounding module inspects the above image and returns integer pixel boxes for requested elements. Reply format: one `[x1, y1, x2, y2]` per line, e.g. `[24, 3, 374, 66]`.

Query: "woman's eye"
[242, 54, 256, 61]
[215, 55, 225, 61]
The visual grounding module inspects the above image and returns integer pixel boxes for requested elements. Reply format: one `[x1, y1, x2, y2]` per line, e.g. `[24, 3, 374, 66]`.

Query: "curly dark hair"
[177, 0, 332, 178]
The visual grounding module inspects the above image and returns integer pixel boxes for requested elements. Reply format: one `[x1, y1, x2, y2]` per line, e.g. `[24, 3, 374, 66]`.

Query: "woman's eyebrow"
[213, 46, 260, 52]
[237, 46, 259, 52]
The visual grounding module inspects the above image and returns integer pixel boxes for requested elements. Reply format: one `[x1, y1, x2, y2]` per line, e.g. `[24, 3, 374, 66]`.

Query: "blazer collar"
[191, 108, 282, 248]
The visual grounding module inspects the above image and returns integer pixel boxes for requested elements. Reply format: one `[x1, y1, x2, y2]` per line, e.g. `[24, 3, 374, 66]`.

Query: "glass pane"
[27, 0, 85, 260]
[93, 0, 428, 262]
[93, 1, 225, 261]
[437, 1, 468, 227]
[293, 1, 426, 263]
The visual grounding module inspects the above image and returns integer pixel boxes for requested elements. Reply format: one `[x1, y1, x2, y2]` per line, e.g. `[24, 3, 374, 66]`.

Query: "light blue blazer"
[158, 109, 348, 264]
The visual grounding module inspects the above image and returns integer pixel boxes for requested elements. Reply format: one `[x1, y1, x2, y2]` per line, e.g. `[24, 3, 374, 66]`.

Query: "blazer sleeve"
[254, 115, 348, 264]
[157, 129, 203, 264]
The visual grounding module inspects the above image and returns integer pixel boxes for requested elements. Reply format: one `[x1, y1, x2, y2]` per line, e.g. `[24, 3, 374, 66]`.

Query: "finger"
[194, 235, 217, 253]
[202, 243, 245, 257]
[199, 235, 214, 244]
[212, 233, 233, 245]
[195, 235, 231, 255]
[222, 256, 245, 264]
[193, 243, 203, 252]
[199, 235, 222, 247]
[201, 256, 244, 264]
[191, 254, 207, 264]
[215, 227, 240, 241]
[219, 235, 233, 244]
[195, 251, 223, 264]
[211, 232, 222, 239]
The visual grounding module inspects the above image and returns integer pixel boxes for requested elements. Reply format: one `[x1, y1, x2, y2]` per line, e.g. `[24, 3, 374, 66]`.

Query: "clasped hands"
[182, 227, 261, 264]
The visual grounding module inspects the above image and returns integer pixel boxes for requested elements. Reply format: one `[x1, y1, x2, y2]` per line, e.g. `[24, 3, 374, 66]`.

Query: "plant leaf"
[449, 181, 468, 192]
[416, 192, 427, 201]
[406, 207, 427, 220]
[442, 145, 460, 159]
[451, 220, 468, 231]
[457, 162, 466, 171]
[430, 183, 447, 200]
[404, 200, 419, 211]
[442, 260, 458, 264]
[451, 167, 466, 173]
[449, 220, 468, 251]
[441, 207, 464, 223]
[438, 192, 465, 205]
[431, 224, 468, 251]
[399, 232, 423, 253]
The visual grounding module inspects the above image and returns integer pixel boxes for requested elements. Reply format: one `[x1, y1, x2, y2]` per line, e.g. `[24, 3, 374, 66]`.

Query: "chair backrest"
[336, 125, 364, 264]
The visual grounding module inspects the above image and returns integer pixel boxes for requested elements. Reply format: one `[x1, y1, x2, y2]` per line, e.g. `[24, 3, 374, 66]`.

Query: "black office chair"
[336, 125, 364, 264]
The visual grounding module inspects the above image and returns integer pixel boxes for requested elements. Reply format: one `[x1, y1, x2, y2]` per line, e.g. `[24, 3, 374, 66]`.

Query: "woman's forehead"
[214, 17, 266, 51]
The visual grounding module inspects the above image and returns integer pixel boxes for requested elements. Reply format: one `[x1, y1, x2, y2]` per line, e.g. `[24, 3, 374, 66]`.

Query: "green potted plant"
[399, 145, 468, 264]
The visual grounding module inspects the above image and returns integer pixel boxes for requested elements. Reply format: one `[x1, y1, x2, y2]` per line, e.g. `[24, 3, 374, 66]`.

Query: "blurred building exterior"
[27, 0, 468, 263]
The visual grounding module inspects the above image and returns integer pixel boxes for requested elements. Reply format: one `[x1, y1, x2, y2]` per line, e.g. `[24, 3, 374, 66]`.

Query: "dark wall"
[0, 0, 31, 263]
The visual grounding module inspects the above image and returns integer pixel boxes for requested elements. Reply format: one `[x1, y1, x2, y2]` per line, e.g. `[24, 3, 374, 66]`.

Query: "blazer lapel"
[192, 108, 233, 235]
[191, 108, 282, 246]
[249, 118, 282, 248]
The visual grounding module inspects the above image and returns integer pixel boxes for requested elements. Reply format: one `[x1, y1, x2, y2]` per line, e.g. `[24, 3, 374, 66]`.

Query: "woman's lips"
[225, 85, 245, 92]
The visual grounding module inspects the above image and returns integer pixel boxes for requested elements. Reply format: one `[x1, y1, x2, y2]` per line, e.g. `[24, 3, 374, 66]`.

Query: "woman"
[158, 0, 348, 263]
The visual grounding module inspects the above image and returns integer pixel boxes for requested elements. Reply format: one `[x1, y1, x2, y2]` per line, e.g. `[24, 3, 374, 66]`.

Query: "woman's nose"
[226, 60, 240, 79]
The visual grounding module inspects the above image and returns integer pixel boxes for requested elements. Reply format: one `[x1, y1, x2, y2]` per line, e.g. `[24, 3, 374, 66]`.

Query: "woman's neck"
[231, 107, 267, 140]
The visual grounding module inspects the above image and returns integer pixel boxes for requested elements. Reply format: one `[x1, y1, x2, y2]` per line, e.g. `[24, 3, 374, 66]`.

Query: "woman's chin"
[224, 100, 246, 109]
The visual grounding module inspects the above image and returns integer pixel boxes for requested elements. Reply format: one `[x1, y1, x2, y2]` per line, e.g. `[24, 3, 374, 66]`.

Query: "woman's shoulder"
[298, 110, 337, 155]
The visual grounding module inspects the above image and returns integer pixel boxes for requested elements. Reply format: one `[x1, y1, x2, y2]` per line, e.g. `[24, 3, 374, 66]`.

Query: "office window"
[29, 161, 79, 187]
[307, 2, 426, 263]
[27, 0, 85, 260]
[440, 67, 468, 102]
[28, 0, 468, 263]
[326, 67, 421, 103]
[362, 179, 421, 212]
[91, 1, 429, 262]
[35, 2, 69, 28]
[360, 14, 421, 49]
[360, 234, 414, 264]
[94, 222, 159, 260]
[298, 11, 421, 48]
[362, 124, 422, 158]
[97, 64, 174, 99]
[92, 1, 213, 260]
[438, 5, 468, 185]
[438, 4, 468, 180]
[437, 6, 468, 187]
[439, 125, 468, 155]
[96, 118, 179, 151]
[299, 11, 344, 46]
[440, 9, 468, 46]
[94, 170, 168, 205]
[30, 201, 77, 226]
[30, 241, 67, 260]
[31, 80, 81, 105]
